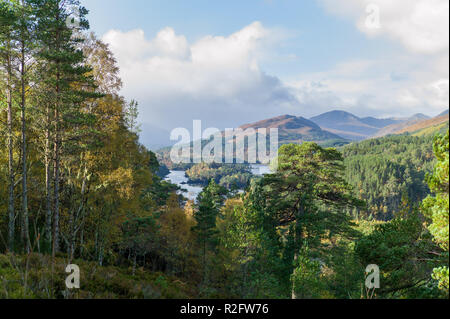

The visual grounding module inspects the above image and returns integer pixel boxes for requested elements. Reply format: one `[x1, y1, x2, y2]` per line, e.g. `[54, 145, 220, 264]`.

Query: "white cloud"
[103, 27, 190, 63]
[288, 54, 449, 118]
[102, 22, 300, 146]
[307, 0, 449, 117]
[319, 0, 449, 54]
[102, 9, 449, 147]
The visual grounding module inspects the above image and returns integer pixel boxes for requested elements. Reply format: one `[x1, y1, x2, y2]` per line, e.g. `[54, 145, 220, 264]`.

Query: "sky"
[81, 0, 449, 148]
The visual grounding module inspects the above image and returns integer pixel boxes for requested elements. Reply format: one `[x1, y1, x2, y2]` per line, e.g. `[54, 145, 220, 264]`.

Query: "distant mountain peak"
[438, 109, 449, 117]
[410, 113, 431, 121]
[312, 110, 359, 120]
[309, 110, 401, 141]
[375, 111, 448, 138]
[241, 115, 319, 130]
[238, 114, 345, 144]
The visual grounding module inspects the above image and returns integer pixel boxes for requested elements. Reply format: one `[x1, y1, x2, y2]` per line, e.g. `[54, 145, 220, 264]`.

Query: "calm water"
[164, 170, 204, 201]
[165, 164, 271, 201]
[251, 164, 271, 176]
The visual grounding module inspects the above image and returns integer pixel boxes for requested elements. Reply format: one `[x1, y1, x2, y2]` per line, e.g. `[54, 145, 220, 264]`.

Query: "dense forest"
[0, 0, 448, 299]
[342, 134, 440, 221]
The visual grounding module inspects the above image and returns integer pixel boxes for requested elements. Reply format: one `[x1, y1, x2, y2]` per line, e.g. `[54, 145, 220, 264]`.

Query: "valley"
[1, 0, 448, 302]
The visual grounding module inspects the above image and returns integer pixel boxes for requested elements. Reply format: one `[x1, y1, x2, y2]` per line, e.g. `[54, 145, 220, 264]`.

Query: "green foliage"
[215, 196, 284, 298]
[433, 267, 449, 291]
[191, 180, 227, 287]
[291, 247, 326, 299]
[413, 122, 449, 137]
[2, 0, 448, 300]
[264, 143, 363, 247]
[355, 212, 442, 298]
[342, 135, 437, 220]
[120, 216, 160, 265]
[193, 180, 227, 248]
[186, 163, 253, 189]
[0, 253, 195, 299]
[221, 143, 365, 298]
[323, 241, 364, 299]
[422, 130, 449, 291]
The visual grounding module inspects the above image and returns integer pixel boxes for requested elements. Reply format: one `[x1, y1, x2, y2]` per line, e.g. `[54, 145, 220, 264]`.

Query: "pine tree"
[16, 0, 35, 253]
[423, 130, 449, 291]
[30, 0, 95, 254]
[258, 143, 365, 298]
[0, 0, 17, 252]
[193, 179, 226, 284]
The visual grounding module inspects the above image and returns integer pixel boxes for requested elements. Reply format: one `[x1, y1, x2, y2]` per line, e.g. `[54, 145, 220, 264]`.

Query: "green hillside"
[342, 134, 437, 220]
[412, 121, 449, 137]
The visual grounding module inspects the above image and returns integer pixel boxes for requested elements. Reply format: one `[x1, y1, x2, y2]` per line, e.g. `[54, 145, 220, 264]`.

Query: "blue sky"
[83, 0, 392, 75]
[80, 0, 449, 148]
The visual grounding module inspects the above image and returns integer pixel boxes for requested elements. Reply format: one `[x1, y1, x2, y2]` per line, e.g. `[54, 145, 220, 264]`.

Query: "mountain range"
[237, 109, 448, 144]
[156, 108, 449, 166]
[310, 110, 432, 141]
[391, 112, 449, 136]
[373, 114, 430, 137]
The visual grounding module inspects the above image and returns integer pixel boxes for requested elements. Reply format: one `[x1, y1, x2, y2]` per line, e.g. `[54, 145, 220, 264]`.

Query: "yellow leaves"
[160, 193, 196, 243]
[94, 95, 124, 133]
[99, 167, 134, 200]
[184, 200, 196, 219]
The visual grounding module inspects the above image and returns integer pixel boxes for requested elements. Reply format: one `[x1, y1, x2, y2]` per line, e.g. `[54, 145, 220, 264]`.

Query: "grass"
[412, 122, 449, 137]
[0, 253, 196, 299]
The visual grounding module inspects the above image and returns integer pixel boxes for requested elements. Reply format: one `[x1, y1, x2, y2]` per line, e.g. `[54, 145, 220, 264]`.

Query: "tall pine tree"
[30, 0, 96, 254]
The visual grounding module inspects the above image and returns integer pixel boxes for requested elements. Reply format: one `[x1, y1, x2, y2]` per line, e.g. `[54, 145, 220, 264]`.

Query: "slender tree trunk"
[98, 242, 104, 266]
[202, 240, 207, 286]
[6, 44, 15, 252]
[20, 39, 31, 253]
[80, 229, 84, 257]
[132, 252, 137, 275]
[52, 92, 60, 256]
[243, 244, 249, 297]
[45, 103, 52, 252]
[291, 226, 301, 300]
[68, 207, 74, 261]
[292, 205, 305, 300]
[52, 14, 61, 256]
[69, 204, 80, 261]
[69, 169, 87, 260]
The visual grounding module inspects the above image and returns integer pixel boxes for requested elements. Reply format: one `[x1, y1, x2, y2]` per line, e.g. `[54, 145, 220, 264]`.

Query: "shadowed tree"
[257, 143, 364, 298]
[193, 179, 227, 286]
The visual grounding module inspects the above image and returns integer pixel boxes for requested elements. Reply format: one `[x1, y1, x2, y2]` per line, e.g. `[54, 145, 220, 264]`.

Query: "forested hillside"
[1, 0, 448, 300]
[342, 134, 440, 220]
